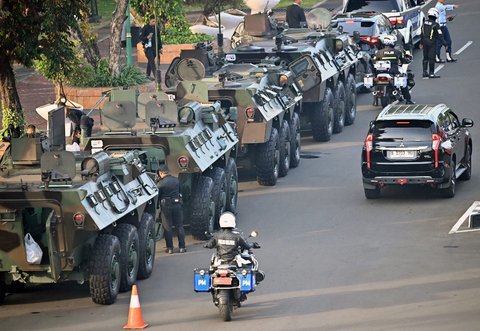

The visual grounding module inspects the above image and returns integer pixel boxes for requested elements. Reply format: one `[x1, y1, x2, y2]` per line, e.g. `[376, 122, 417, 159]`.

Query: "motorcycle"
[193, 230, 264, 321]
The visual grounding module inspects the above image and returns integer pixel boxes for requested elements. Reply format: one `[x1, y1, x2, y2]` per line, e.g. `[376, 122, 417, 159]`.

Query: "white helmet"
[219, 212, 236, 229]
[427, 8, 439, 19]
[379, 35, 397, 47]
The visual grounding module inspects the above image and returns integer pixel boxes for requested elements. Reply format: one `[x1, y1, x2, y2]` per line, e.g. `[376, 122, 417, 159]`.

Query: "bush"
[67, 58, 148, 87]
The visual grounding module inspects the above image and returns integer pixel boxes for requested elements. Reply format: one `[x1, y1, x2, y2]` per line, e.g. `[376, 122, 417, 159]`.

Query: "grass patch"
[95, 0, 116, 21]
[276, 0, 322, 9]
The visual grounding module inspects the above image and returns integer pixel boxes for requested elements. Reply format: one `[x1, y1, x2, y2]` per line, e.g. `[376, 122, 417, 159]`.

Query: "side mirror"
[462, 118, 474, 127]
[249, 230, 258, 238]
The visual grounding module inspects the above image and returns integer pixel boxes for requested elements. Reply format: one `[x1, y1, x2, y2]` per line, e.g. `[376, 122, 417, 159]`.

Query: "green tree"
[0, 0, 88, 130]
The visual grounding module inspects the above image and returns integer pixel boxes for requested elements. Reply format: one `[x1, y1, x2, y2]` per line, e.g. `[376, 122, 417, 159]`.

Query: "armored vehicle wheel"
[289, 112, 301, 169]
[112, 224, 139, 292]
[345, 74, 357, 126]
[364, 187, 381, 199]
[311, 88, 334, 142]
[256, 127, 280, 186]
[137, 213, 156, 280]
[333, 81, 346, 134]
[190, 176, 215, 239]
[208, 167, 228, 228]
[278, 120, 291, 178]
[89, 234, 121, 305]
[225, 158, 238, 214]
[0, 281, 6, 305]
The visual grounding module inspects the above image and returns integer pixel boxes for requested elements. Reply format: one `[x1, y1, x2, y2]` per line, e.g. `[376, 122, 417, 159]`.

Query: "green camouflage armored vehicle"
[227, 8, 359, 142]
[165, 61, 303, 186]
[84, 88, 239, 239]
[0, 136, 159, 305]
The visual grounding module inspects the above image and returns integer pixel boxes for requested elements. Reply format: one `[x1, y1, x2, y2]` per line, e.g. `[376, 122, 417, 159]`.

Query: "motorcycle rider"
[373, 35, 415, 105]
[204, 212, 265, 284]
[421, 8, 447, 78]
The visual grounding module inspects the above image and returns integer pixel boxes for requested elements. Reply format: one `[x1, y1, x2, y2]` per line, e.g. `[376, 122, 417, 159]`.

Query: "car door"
[447, 111, 465, 159]
[402, 0, 422, 34]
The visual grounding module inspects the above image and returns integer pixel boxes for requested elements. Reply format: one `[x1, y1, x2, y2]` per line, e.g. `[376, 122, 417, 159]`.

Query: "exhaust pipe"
[392, 90, 399, 96]
[372, 91, 379, 96]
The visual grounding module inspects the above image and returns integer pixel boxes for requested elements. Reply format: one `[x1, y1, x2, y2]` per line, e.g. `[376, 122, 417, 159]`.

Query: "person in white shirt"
[435, 0, 459, 63]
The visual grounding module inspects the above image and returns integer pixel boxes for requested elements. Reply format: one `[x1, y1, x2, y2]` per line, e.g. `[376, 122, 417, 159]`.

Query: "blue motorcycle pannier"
[194, 268, 211, 292]
[236, 270, 256, 292]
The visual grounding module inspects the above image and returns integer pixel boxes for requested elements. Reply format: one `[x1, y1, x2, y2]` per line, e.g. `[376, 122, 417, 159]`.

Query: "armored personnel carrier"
[227, 8, 359, 142]
[0, 137, 159, 304]
[165, 60, 303, 186]
[84, 88, 239, 239]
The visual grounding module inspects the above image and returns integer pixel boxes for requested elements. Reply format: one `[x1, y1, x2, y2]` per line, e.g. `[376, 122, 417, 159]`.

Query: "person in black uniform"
[286, 0, 306, 28]
[420, 8, 447, 78]
[373, 35, 414, 104]
[140, 15, 163, 80]
[157, 164, 186, 254]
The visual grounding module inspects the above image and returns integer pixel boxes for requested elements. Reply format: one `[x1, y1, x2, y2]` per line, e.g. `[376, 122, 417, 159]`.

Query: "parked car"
[340, 0, 425, 50]
[361, 104, 473, 199]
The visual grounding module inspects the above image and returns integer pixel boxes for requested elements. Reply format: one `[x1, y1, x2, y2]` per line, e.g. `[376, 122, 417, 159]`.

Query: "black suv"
[361, 104, 473, 199]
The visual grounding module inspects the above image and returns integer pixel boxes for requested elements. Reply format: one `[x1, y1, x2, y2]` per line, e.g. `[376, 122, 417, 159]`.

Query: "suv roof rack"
[378, 104, 448, 121]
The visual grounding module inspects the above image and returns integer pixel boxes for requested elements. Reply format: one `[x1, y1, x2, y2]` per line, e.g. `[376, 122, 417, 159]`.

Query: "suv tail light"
[360, 36, 378, 45]
[365, 133, 373, 169]
[432, 133, 441, 168]
[388, 16, 404, 26]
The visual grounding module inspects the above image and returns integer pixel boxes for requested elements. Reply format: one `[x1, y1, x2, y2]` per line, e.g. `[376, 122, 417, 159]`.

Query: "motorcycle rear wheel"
[218, 290, 233, 321]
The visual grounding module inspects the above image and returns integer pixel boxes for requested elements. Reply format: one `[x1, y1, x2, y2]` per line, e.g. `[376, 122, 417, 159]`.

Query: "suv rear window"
[373, 120, 433, 142]
[345, 0, 400, 13]
[336, 21, 375, 35]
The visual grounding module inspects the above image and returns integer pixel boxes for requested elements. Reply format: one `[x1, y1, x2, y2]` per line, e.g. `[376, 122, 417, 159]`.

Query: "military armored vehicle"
[0, 134, 159, 304]
[227, 8, 359, 142]
[84, 88, 239, 239]
[165, 60, 303, 186]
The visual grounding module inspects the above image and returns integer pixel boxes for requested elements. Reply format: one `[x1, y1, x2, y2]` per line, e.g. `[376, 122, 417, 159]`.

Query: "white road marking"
[449, 201, 480, 234]
[454, 41, 473, 55]
[434, 64, 444, 74]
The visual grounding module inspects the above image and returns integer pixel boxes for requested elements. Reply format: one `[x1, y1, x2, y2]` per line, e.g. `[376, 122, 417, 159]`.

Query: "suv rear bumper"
[363, 175, 449, 189]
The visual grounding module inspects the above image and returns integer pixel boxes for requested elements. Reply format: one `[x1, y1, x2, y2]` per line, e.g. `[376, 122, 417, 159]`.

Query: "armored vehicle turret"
[84, 88, 239, 239]
[165, 61, 303, 186]
[227, 8, 359, 142]
[0, 148, 159, 305]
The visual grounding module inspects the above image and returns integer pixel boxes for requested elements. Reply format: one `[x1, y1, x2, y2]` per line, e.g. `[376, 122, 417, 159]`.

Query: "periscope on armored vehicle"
[0, 88, 239, 304]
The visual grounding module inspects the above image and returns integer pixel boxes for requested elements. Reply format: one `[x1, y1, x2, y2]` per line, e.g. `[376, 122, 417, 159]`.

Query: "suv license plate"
[388, 150, 416, 159]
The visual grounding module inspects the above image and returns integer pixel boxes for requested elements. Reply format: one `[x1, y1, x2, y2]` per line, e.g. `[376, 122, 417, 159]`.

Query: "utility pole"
[153, 0, 161, 91]
[125, 0, 132, 66]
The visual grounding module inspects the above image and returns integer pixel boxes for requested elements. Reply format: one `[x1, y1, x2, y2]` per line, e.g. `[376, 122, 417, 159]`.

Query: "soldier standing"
[157, 164, 186, 254]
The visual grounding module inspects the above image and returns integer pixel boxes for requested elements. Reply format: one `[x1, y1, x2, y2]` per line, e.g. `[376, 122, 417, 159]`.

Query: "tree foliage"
[0, 0, 88, 129]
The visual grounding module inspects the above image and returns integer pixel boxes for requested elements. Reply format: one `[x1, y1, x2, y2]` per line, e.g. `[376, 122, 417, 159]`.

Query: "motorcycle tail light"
[432, 133, 441, 168]
[365, 133, 373, 169]
[360, 36, 378, 45]
[218, 269, 229, 277]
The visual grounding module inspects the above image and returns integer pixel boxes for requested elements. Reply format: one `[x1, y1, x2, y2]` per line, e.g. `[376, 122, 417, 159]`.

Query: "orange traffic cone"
[123, 285, 149, 329]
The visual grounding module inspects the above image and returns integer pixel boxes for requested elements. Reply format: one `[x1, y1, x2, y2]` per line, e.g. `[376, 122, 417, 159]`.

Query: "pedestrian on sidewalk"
[140, 15, 163, 80]
[286, 0, 307, 28]
[435, 0, 459, 63]
[156, 164, 186, 254]
[420, 8, 447, 78]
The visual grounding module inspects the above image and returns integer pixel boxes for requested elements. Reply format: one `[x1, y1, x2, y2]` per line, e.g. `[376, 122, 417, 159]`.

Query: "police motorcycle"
[193, 212, 265, 321]
[363, 36, 414, 108]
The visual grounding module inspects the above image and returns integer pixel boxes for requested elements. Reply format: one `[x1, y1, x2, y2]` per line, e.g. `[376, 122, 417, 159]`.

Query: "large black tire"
[112, 224, 139, 292]
[278, 120, 291, 178]
[345, 74, 357, 126]
[225, 158, 238, 214]
[289, 112, 301, 169]
[218, 290, 233, 321]
[190, 176, 215, 239]
[137, 213, 156, 280]
[255, 127, 280, 186]
[311, 88, 334, 142]
[208, 167, 227, 228]
[364, 187, 381, 199]
[440, 161, 456, 198]
[89, 234, 121, 305]
[0, 281, 5, 305]
[459, 145, 472, 181]
[333, 81, 346, 134]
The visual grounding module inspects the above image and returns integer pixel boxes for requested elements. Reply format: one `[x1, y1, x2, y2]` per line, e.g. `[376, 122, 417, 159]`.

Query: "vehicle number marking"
[214, 277, 232, 285]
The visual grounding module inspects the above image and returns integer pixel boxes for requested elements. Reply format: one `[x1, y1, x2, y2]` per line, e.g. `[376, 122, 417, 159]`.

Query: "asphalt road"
[2, 0, 480, 330]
